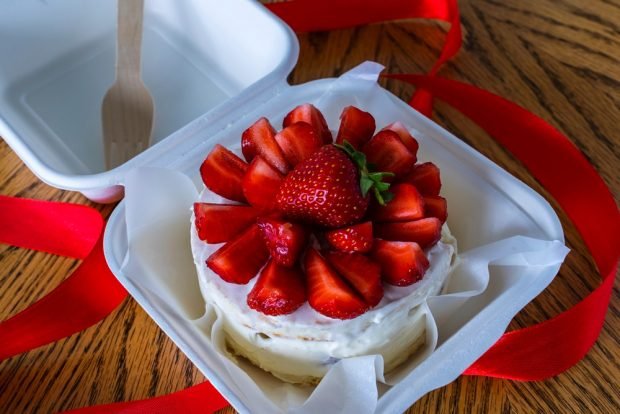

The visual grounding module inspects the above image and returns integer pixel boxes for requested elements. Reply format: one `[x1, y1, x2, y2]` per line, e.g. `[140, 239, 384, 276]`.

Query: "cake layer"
[222, 300, 427, 384]
[191, 190, 457, 383]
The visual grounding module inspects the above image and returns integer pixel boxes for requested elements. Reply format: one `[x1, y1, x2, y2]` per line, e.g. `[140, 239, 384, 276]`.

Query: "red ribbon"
[0, 0, 618, 412]
[61, 381, 229, 414]
[0, 196, 127, 361]
[267, 0, 461, 115]
[384, 74, 620, 380]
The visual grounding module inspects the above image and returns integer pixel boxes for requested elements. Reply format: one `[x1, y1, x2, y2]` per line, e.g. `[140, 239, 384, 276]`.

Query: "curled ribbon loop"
[383, 74, 620, 380]
[0, 196, 127, 361]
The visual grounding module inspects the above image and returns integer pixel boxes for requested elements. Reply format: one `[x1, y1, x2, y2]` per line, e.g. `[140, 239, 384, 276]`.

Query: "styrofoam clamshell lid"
[0, 0, 298, 202]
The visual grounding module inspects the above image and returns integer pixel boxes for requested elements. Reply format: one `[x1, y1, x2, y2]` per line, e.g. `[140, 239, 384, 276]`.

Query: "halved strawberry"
[325, 221, 373, 253]
[283, 103, 332, 144]
[242, 156, 284, 211]
[304, 248, 368, 319]
[206, 224, 269, 284]
[241, 117, 289, 174]
[247, 259, 306, 316]
[424, 195, 448, 223]
[257, 217, 308, 267]
[402, 162, 441, 196]
[372, 183, 425, 222]
[193, 203, 258, 243]
[362, 130, 415, 179]
[381, 121, 419, 158]
[336, 106, 376, 149]
[324, 251, 383, 307]
[274, 122, 322, 167]
[200, 144, 248, 202]
[375, 218, 442, 249]
[371, 239, 429, 286]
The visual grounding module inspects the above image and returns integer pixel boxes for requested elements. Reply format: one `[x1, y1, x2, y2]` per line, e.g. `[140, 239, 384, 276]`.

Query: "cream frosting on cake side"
[191, 190, 457, 384]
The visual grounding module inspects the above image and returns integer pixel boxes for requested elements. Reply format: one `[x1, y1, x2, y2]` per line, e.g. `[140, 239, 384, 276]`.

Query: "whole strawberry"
[275, 143, 392, 228]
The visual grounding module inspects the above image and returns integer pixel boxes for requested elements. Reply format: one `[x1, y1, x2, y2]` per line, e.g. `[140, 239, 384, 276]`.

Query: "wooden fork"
[102, 0, 154, 170]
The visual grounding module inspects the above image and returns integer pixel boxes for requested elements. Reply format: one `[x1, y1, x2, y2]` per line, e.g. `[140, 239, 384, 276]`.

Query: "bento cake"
[191, 104, 457, 384]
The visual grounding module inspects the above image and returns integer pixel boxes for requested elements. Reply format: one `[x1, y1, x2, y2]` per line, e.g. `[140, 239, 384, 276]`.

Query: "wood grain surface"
[1, 0, 619, 412]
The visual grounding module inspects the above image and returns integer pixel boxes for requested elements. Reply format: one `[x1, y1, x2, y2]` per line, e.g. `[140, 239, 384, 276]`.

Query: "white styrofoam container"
[1, 2, 567, 413]
[0, 0, 298, 202]
[99, 70, 566, 411]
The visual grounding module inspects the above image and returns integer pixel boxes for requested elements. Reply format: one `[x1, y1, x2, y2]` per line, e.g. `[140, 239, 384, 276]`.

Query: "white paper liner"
[118, 62, 569, 414]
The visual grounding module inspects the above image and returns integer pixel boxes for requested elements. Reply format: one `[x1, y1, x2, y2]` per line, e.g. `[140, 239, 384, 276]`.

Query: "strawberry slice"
[402, 162, 441, 196]
[375, 217, 442, 248]
[242, 156, 284, 211]
[324, 251, 383, 307]
[424, 195, 448, 223]
[372, 183, 425, 222]
[283, 103, 333, 145]
[206, 224, 269, 284]
[336, 106, 376, 149]
[257, 217, 308, 267]
[241, 117, 275, 161]
[304, 248, 368, 319]
[193, 203, 258, 243]
[362, 130, 415, 179]
[200, 144, 248, 202]
[325, 221, 373, 253]
[247, 259, 306, 316]
[274, 122, 323, 167]
[381, 121, 419, 158]
[241, 117, 289, 174]
[371, 239, 429, 286]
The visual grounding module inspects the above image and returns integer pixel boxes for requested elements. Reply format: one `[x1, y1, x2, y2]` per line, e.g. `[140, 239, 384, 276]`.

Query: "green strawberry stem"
[334, 141, 394, 205]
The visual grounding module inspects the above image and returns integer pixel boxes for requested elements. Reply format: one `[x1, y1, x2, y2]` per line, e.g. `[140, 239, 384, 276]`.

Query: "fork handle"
[116, 0, 145, 77]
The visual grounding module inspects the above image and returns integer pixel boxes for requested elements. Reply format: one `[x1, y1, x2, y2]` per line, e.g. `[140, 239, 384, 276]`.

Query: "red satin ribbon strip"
[62, 381, 229, 414]
[0, 197, 127, 361]
[266, 0, 455, 33]
[385, 74, 620, 380]
[266, 0, 462, 115]
[0, 195, 103, 259]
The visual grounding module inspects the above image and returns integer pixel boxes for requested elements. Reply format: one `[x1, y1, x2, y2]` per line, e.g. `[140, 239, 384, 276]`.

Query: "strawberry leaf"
[369, 172, 393, 181]
[374, 181, 390, 192]
[334, 141, 394, 206]
[360, 176, 374, 197]
[382, 191, 395, 203]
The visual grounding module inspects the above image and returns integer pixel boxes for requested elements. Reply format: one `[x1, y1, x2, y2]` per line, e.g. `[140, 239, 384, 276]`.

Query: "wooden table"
[1, 0, 618, 412]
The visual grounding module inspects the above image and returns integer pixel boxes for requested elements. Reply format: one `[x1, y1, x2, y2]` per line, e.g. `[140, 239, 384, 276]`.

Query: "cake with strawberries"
[191, 104, 457, 384]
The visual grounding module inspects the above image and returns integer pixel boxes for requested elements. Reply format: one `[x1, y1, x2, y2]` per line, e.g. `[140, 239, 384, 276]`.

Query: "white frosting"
[191, 189, 457, 383]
